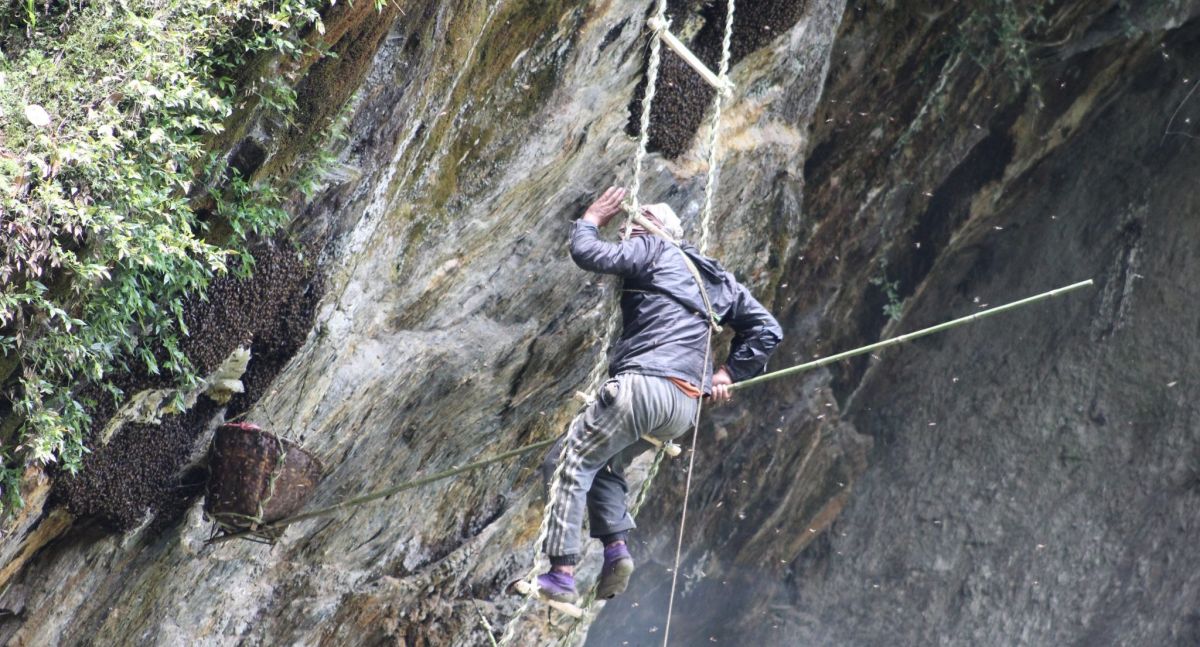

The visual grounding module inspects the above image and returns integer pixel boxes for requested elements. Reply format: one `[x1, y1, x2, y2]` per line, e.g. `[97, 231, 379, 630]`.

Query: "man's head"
[638, 203, 684, 240]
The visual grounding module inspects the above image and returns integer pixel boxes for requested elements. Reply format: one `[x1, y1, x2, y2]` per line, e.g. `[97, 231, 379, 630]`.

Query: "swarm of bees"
[53, 399, 219, 531]
[52, 237, 327, 532]
[625, 0, 808, 159]
[179, 240, 314, 376]
[225, 246, 325, 420]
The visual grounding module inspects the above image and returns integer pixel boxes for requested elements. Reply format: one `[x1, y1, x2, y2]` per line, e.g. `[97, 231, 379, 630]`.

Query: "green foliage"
[870, 262, 904, 322]
[294, 101, 354, 201]
[891, 1, 1049, 156]
[953, 0, 1047, 93]
[21, 0, 36, 32]
[0, 0, 330, 510]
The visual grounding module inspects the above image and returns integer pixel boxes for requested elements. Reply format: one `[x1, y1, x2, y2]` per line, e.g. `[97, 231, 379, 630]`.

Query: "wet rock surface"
[3, 1, 1200, 645]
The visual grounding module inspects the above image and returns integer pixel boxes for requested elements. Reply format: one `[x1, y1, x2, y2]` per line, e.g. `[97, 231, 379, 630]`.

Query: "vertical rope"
[497, 4, 669, 643]
[628, 0, 670, 218]
[663, 2, 733, 644]
[698, 0, 735, 253]
[660, 332, 713, 647]
[496, 437, 569, 645]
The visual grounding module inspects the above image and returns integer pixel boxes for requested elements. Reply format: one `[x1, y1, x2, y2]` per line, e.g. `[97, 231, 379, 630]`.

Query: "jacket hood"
[679, 242, 729, 288]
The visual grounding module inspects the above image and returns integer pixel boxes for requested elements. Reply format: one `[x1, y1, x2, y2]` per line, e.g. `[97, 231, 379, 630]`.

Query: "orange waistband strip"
[667, 376, 702, 399]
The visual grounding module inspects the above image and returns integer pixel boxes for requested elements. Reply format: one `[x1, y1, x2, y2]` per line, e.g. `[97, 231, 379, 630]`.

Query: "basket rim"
[214, 422, 323, 473]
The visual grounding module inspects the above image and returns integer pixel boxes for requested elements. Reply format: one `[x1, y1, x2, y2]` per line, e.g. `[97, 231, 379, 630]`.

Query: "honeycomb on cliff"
[55, 400, 218, 531]
[55, 237, 326, 532]
[627, 0, 808, 158]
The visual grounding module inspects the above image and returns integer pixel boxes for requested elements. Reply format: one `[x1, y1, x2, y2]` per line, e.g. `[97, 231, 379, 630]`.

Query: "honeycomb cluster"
[226, 256, 325, 419]
[54, 237, 326, 532]
[178, 240, 319, 377]
[73, 381, 123, 440]
[627, 0, 809, 158]
[55, 400, 218, 531]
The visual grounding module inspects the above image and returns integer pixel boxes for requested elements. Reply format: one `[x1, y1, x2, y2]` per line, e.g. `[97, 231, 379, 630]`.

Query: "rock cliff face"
[3, 0, 1200, 645]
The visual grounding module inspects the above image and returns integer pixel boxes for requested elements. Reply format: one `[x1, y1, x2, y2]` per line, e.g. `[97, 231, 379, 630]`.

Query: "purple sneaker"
[536, 570, 579, 603]
[597, 542, 635, 599]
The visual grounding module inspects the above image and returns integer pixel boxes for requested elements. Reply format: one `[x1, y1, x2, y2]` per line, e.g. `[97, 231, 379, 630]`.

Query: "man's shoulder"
[676, 243, 732, 282]
[628, 233, 670, 256]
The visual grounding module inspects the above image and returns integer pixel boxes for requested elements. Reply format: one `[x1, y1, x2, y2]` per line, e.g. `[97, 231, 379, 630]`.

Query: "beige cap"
[641, 203, 684, 239]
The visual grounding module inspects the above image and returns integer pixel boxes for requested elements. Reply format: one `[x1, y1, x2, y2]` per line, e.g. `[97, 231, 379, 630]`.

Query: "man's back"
[569, 219, 783, 392]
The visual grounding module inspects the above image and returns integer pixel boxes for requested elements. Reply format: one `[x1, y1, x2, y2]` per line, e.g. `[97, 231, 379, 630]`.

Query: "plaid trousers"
[542, 373, 698, 559]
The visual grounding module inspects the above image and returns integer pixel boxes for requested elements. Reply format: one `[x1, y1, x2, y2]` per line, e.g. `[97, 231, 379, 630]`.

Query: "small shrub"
[952, 0, 1047, 93]
[870, 263, 904, 323]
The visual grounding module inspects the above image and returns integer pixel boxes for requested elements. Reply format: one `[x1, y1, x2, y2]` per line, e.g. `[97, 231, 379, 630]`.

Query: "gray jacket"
[570, 221, 783, 393]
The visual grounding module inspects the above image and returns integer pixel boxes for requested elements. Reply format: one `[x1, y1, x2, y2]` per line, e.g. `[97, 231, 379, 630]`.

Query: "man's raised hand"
[582, 186, 628, 227]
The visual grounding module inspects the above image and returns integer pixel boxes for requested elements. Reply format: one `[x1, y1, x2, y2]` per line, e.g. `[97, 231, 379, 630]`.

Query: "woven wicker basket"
[205, 422, 322, 542]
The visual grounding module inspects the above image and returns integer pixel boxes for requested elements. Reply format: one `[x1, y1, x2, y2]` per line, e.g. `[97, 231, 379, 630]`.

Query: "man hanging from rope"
[537, 185, 783, 603]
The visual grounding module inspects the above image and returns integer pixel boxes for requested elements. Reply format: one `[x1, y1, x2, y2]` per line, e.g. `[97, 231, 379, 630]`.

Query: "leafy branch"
[0, 0, 333, 512]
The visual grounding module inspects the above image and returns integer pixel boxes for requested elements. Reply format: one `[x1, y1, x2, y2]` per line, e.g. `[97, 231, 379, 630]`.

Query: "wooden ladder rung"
[648, 16, 734, 95]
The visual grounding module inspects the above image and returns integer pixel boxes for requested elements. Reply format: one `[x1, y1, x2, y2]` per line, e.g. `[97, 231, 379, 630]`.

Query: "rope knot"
[646, 15, 670, 34]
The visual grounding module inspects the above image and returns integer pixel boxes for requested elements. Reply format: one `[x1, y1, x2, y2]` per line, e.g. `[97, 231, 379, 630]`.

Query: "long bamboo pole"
[211, 280, 1092, 543]
[209, 437, 558, 544]
[730, 279, 1094, 391]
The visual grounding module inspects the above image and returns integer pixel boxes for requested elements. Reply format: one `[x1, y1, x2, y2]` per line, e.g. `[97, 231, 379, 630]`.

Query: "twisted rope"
[699, 0, 735, 253]
[497, 433, 572, 645]
[660, 327, 713, 646]
[496, 3, 669, 641]
[627, 0, 670, 222]
[500, 1, 733, 643]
